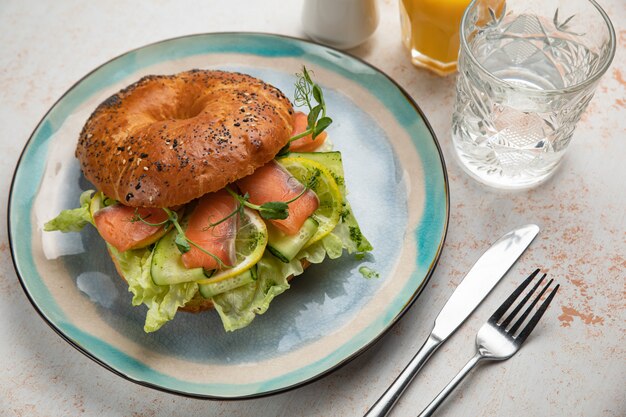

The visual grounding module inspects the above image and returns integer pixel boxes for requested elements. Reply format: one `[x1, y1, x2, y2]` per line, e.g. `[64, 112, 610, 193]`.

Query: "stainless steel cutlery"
[365, 224, 540, 417]
[417, 269, 559, 417]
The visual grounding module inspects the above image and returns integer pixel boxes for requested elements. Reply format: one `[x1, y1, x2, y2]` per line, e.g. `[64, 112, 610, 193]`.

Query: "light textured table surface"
[1, 1, 624, 416]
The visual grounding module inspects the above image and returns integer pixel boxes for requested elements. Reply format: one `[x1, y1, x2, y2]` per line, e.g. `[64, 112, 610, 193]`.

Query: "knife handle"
[364, 333, 442, 417]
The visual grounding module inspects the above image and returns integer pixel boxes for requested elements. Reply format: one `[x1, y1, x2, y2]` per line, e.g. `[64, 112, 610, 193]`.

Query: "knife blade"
[364, 224, 540, 417]
[432, 223, 540, 340]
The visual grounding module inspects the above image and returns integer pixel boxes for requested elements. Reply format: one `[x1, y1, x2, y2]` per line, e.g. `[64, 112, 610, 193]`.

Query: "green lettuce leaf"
[211, 254, 301, 331]
[210, 215, 370, 331]
[44, 190, 95, 232]
[44, 191, 199, 332]
[108, 245, 198, 333]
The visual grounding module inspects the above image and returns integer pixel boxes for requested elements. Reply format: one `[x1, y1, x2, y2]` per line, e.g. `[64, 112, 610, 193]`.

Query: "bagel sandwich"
[45, 68, 372, 332]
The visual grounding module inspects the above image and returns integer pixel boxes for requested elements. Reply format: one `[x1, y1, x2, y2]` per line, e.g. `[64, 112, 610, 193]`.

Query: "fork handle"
[364, 334, 442, 417]
[417, 353, 484, 417]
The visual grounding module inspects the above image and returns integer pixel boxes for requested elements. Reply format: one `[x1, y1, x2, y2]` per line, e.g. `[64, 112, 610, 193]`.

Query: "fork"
[417, 270, 559, 417]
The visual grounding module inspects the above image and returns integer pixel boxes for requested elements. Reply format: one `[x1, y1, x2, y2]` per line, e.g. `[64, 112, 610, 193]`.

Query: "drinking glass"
[400, 0, 473, 75]
[451, 0, 616, 189]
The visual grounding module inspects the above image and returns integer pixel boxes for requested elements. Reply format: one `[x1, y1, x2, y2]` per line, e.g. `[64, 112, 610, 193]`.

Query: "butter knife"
[364, 224, 540, 417]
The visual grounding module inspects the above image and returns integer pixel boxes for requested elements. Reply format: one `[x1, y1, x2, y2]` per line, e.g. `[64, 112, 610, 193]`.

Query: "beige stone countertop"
[1, 1, 624, 416]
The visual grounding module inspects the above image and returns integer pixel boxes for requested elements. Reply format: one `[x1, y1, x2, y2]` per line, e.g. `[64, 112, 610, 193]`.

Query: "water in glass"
[452, 1, 615, 189]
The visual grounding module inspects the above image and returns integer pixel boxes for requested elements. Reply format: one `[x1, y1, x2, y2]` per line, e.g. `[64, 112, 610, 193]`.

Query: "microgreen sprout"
[281, 66, 333, 155]
[204, 205, 243, 228]
[224, 186, 308, 221]
[131, 208, 169, 227]
[131, 207, 229, 269]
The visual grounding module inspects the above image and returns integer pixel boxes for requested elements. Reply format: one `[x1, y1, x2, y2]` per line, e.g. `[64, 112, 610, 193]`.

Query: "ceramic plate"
[9, 33, 448, 398]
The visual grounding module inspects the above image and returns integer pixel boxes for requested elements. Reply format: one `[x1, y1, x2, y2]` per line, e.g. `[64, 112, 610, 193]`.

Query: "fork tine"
[515, 283, 560, 343]
[489, 268, 540, 323]
[509, 278, 554, 335]
[500, 273, 546, 328]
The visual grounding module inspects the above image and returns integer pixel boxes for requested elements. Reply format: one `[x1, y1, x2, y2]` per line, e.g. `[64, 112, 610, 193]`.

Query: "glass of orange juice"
[399, 0, 471, 75]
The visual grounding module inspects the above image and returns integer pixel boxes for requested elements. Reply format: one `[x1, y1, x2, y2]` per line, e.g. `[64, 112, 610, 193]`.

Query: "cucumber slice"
[199, 266, 257, 298]
[267, 217, 319, 263]
[151, 228, 206, 285]
[285, 152, 344, 190]
[284, 152, 373, 253]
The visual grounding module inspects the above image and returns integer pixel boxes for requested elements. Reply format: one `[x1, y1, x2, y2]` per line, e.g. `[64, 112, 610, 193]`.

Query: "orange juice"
[400, 0, 470, 75]
[400, 0, 506, 75]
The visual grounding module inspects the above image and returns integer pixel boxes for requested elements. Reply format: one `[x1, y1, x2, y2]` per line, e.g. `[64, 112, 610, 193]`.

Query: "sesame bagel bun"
[76, 69, 294, 208]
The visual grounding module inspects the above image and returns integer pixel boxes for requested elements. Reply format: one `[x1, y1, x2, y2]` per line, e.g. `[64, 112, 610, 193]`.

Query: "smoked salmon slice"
[181, 190, 238, 270]
[237, 160, 319, 235]
[93, 205, 170, 252]
[289, 111, 328, 152]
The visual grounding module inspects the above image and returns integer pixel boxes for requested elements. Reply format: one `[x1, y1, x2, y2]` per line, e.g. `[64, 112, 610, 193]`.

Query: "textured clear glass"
[451, 0, 616, 189]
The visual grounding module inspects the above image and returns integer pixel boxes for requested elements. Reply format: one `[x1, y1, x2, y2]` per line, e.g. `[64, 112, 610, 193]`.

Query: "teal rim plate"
[8, 33, 449, 399]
